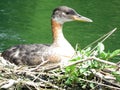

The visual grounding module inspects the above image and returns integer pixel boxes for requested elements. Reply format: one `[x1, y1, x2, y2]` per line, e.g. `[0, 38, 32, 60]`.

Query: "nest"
[0, 55, 120, 90]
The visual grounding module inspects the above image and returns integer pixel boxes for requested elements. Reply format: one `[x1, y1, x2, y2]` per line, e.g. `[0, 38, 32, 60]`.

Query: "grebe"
[2, 6, 92, 66]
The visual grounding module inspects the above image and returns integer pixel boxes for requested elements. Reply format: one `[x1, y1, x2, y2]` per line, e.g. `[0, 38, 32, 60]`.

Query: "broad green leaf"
[109, 49, 120, 59]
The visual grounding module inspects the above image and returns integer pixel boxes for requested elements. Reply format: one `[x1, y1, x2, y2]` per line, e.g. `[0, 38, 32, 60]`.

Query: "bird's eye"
[66, 10, 76, 15]
[66, 12, 70, 15]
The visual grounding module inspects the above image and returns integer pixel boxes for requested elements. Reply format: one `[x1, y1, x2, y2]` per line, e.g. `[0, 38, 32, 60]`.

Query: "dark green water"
[0, 0, 120, 53]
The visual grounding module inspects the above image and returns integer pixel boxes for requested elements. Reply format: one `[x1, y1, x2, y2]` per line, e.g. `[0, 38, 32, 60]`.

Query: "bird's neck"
[51, 19, 75, 58]
[51, 19, 66, 46]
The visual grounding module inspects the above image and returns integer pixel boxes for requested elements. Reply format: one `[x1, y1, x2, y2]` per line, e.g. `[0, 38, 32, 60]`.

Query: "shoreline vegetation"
[0, 28, 120, 90]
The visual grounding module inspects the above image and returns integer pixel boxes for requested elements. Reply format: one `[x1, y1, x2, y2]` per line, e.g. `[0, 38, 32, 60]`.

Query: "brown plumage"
[2, 6, 92, 66]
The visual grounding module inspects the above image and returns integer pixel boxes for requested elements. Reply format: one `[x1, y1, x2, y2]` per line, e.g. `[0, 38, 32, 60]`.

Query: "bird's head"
[52, 6, 93, 24]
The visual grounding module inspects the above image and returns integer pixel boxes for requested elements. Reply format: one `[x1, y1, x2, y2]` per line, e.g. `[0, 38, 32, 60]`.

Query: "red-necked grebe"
[2, 6, 92, 66]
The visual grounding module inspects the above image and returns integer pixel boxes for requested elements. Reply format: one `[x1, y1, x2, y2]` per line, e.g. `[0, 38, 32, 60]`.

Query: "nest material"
[0, 56, 120, 90]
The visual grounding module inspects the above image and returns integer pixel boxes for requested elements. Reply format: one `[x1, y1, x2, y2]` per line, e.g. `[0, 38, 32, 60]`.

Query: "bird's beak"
[72, 14, 93, 22]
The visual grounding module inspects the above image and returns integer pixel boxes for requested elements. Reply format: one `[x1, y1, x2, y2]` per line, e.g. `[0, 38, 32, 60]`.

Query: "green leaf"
[85, 47, 91, 52]
[70, 57, 81, 61]
[99, 51, 111, 60]
[109, 49, 120, 59]
[97, 42, 105, 54]
[112, 71, 120, 82]
[99, 51, 107, 59]
[79, 68, 87, 74]
[116, 76, 120, 82]
[82, 84, 87, 89]
[65, 65, 75, 73]
[65, 78, 72, 85]
[90, 83, 95, 89]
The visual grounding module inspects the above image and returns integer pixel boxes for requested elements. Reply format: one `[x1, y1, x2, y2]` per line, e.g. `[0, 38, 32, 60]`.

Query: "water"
[0, 0, 120, 53]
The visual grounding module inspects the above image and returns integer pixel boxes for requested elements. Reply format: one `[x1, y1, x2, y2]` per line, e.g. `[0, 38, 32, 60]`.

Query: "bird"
[2, 6, 92, 66]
